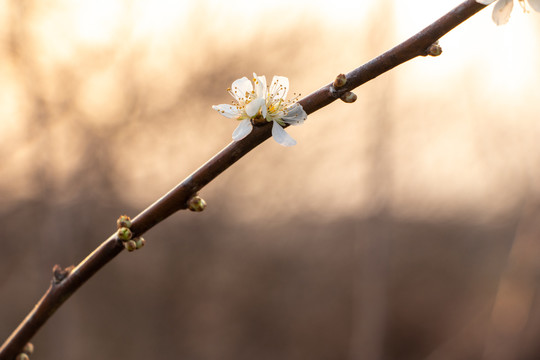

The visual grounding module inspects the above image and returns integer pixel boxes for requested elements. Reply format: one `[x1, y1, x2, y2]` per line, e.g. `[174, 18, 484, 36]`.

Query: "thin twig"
[0, 1, 486, 358]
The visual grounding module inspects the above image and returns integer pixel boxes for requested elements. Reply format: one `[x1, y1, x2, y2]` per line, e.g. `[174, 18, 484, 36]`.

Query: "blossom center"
[252, 113, 266, 125]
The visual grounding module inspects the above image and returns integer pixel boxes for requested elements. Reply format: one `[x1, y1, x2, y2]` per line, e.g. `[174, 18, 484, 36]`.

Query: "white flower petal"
[476, 0, 497, 4]
[492, 0, 513, 25]
[281, 103, 307, 126]
[245, 97, 266, 118]
[232, 119, 253, 141]
[212, 104, 242, 119]
[261, 100, 268, 118]
[230, 77, 253, 102]
[269, 76, 289, 100]
[271, 120, 296, 146]
[528, 0, 540, 12]
[252, 73, 267, 98]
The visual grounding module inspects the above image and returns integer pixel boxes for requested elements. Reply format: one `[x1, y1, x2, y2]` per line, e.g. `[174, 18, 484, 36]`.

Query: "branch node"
[52, 265, 74, 285]
[329, 74, 349, 99]
[116, 215, 138, 249]
[340, 91, 357, 103]
[187, 195, 207, 212]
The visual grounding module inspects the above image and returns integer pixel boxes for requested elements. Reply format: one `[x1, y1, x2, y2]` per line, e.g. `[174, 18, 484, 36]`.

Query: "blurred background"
[1, 0, 540, 359]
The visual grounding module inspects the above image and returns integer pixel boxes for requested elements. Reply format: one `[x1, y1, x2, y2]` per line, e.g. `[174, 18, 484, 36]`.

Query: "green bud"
[16, 354, 29, 360]
[116, 215, 132, 229]
[124, 240, 137, 252]
[135, 237, 146, 249]
[188, 195, 207, 212]
[23, 342, 34, 355]
[117, 227, 133, 241]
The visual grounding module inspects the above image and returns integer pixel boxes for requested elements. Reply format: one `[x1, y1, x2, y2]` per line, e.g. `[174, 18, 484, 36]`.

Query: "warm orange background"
[1, 1, 540, 359]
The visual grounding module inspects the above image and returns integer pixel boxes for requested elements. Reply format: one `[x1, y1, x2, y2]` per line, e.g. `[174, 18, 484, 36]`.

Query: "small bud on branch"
[16, 353, 29, 360]
[124, 240, 137, 252]
[188, 195, 207, 212]
[52, 265, 74, 285]
[340, 92, 357, 103]
[117, 227, 133, 242]
[135, 237, 145, 249]
[22, 343, 34, 356]
[333, 73, 347, 88]
[423, 41, 443, 56]
[116, 215, 132, 229]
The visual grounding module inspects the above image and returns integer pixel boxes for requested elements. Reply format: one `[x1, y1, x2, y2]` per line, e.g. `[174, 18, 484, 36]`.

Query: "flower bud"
[340, 91, 357, 103]
[427, 42, 442, 57]
[16, 354, 29, 360]
[124, 240, 137, 252]
[116, 215, 132, 229]
[188, 195, 207, 212]
[135, 237, 146, 249]
[333, 73, 347, 88]
[117, 227, 133, 241]
[23, 343, 34, 355]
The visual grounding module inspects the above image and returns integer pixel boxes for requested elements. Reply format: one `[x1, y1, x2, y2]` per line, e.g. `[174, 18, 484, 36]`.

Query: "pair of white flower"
[212, 73, 307, 147]
[477, 0, 540, 25]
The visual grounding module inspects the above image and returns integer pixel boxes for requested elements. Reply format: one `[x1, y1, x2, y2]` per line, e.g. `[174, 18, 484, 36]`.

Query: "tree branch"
[0, 1, 486, 358]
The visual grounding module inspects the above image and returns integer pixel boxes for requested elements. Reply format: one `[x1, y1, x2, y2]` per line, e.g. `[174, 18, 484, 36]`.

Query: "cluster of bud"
[331, 74, 357, 104]
[16, 342, 34, 360]
[124, 237, 146, 252]
[116, 215, 145, 252]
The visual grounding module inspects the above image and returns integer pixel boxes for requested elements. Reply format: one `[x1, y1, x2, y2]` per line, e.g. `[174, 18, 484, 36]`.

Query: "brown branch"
[0, 1, 486, 358]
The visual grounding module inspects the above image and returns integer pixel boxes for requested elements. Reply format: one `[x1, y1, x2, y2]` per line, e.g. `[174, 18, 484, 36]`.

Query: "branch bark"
[0, 1, 486, 358]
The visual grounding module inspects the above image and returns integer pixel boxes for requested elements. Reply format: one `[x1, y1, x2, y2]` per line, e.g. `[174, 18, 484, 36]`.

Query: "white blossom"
[477, 0, 540, 25]
[213, 73, 307, 147]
